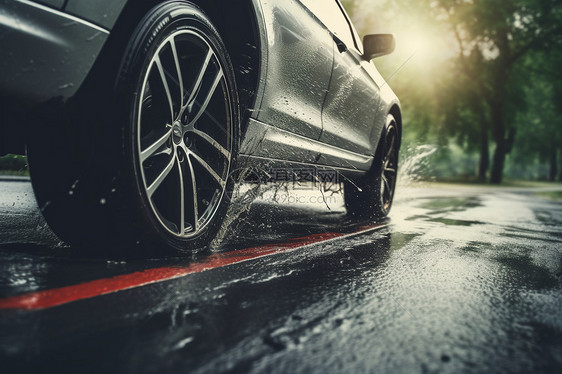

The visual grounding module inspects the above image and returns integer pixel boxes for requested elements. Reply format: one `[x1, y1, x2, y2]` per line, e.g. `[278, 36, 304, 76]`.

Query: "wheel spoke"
[147, 155, 176, 198]
[384, 167, 396, 174]
[176, 155, 185, 235]
[190, 128, 230, 159]
[186, 155, 199, 231]
[188, 73, 223, 127]
[189, 149, 226, 188]
[154, 55, 175, 121]
[186, 48, 213, 106]
[143, 72, 171, 128]
[382, 175, 391, 197]
[170, 37, 185, 108]
[140, 127, 173, 162]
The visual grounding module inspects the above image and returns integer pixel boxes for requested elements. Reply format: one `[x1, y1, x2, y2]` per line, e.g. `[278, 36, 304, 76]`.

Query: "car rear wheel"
[27, 2, 239, 256]
[344, 114, 399, 220]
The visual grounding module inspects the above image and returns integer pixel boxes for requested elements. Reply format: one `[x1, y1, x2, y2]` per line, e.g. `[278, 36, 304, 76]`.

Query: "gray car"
[0, 0, 401, 256]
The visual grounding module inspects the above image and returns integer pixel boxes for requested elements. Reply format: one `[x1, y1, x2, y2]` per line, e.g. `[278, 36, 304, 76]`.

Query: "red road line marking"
[0, 225, 384, 311]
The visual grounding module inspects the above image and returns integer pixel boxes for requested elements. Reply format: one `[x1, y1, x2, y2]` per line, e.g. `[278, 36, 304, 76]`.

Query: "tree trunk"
[491, 139, 506, 184]
[550, 141, 558, 182]
[478, 118, 489, 182]
[559, 149, 562, 182]
[490, 103, 506, 184]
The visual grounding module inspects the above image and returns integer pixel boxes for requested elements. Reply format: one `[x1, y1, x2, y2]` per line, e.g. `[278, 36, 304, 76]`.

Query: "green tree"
[405, 0, 562, 183]
[512, 50, 562, 181]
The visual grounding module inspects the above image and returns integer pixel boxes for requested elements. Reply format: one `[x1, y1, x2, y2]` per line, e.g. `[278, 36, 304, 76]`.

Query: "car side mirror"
[362, 34, 396, 60]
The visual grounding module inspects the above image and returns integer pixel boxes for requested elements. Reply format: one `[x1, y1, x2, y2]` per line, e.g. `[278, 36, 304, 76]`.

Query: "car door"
[254, 0, 334, 142]
[311, 1, 383, 163]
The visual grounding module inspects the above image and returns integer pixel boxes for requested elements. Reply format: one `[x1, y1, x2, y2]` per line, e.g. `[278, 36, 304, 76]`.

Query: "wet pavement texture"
[0, 179, 561, 373]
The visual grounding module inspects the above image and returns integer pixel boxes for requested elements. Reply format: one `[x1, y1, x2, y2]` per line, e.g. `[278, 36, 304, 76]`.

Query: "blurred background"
[342, 0, 562, 184]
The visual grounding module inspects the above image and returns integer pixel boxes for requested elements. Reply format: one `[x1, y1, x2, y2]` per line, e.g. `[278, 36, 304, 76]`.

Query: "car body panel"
[320, 41, 381, 157]
[239, 117, 373, 172]
[35, 0, 64, 9]
[0, 0, 108, 104]
[370, 75, 401, 146]
[65, 0, 128, 29]
[252, 0, 333, 141]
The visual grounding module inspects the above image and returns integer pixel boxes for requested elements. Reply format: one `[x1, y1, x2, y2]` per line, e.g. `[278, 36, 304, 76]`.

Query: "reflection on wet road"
[0, 179, 561, 373]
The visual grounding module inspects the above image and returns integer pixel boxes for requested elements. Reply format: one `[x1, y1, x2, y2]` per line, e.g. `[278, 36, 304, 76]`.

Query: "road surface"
[0, 178, 561, 373]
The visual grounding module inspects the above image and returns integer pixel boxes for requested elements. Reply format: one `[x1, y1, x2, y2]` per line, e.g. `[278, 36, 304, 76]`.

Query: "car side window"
[300, 0, 357, 50]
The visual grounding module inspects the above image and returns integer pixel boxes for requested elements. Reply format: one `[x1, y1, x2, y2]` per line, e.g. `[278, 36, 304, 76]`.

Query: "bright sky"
[345, 0, 457, 78]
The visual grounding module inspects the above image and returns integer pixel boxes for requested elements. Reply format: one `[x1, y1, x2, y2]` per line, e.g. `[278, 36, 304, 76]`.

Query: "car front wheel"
[27, 1, 239, 256]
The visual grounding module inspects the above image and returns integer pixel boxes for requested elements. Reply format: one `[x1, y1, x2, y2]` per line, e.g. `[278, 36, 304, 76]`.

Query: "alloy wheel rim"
[380, 123, 398, 212]
[137, 30, 233, 238]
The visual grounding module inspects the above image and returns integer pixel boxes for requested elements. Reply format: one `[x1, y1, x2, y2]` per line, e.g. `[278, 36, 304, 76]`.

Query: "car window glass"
[300, 0, 356, 50]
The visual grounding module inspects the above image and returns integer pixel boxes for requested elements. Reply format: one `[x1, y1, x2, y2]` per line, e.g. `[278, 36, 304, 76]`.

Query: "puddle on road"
[426, 217, 484, 227]
[495, 255, 559, 291]
[418, 197, 483, 213]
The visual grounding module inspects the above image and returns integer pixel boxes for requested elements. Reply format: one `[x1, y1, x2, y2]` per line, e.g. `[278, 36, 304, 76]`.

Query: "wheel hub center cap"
[172, 121, 183, 144]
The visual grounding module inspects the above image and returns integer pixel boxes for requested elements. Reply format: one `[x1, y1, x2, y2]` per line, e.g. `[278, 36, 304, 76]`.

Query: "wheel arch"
[100, 0, 263, 131]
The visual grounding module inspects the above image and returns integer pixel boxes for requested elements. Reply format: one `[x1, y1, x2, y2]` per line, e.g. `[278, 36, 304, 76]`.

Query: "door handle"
[332, 34, 347, 53]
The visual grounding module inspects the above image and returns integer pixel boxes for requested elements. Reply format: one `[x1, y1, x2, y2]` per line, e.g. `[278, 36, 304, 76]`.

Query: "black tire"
[344, 114, 399, 220]
[27, 1, 239, 257]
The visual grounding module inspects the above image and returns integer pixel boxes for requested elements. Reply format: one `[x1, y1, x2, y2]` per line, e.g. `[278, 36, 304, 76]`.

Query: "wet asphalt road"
[0, 178, 561, 374]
